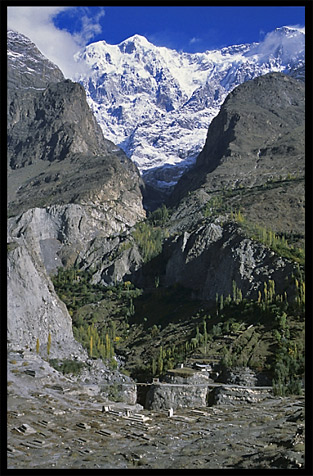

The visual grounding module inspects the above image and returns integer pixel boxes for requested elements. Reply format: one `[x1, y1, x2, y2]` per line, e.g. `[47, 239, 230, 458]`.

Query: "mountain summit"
[75, 26, 304, 193]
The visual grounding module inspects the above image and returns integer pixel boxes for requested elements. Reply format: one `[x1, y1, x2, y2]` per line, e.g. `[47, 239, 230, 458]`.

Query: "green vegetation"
[147, 203, 170, 227]
[142, 277, 305, 394]
[272, 342, 304, 396]
[52, 267, 142, 368]
[203, 194, 225, 218]
[47, 332, 51, 356]
[49, 358, 85, 375]
[232, 210, 305, 265]
[131, 204, 170, 263]
[199, 177, 305, 266]
[73, 323, 116, 367]
[51, 225, 304, 394]
[132, 221, 163, 263]
[51, 267, 106, 312]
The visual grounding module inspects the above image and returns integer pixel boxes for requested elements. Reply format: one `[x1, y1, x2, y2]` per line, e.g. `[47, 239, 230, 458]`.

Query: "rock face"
[145, 371, 211, 410]
[7, 29, 64, 91]
[145, 383, 208, 411]
[7, 30, 145, 220]
[7, 239, 84, 358]
[217, 366, 271, 386]
[7, 30, 145, 358]
[133, 218, 300, 303]
[162, 221, 299, 301]
[208, 386, 271, 406]
[171, 73, 304, 202]
[167, 72, 305, 252]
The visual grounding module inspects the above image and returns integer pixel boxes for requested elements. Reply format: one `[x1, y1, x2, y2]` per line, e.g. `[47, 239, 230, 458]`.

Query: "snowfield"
[74, 27, 305, 190]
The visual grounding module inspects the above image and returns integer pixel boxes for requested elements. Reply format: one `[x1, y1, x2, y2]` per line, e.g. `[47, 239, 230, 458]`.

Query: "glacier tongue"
[75, 26, 305, 191]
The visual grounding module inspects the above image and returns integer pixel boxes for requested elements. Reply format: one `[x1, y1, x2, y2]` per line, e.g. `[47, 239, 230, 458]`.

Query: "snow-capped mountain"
[75, 26, 305, 191]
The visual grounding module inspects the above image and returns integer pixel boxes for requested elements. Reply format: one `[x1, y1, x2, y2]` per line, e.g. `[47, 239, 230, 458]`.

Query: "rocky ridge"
[171, 73, 304, 201]
[7, 31, 145, 384]
[162, 221, 299, 302]
[8, 34, 145, 220]
[169, 72, 305, 246]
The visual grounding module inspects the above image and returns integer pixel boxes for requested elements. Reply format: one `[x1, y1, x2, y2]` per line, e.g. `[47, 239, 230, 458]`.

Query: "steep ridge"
[7, 31, 145, 359]
[124, 73, 304, 318]
[8, 31, 145, 220]
[170, 73, 304, 240]
[75, 27, 304, 192]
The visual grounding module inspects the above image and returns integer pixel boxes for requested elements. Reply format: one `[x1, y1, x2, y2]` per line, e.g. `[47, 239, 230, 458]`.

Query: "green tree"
[90, 335, 93, 357]
[151, 324, 159, 338]
[232, 280, 237, 302]
[203, 321, 208, 355]
[36, 338, 40, 354]
[220, 294, 224, 311]
[47, 333, 51, 356]
[157, 346, 164, 374]
[151, 358, 157, 376]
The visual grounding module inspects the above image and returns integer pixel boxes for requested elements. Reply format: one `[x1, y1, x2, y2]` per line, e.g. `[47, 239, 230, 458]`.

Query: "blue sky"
[7, 5, 305, 78]
[54, 6, 305, 51]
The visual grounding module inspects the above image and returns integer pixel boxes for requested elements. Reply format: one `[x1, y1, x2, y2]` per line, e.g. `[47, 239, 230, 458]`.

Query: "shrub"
[148, 204, 170, 227]
[49, 359, 85, 375]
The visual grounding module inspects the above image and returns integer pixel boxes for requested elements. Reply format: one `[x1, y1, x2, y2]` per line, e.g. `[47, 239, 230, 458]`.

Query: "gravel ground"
[7, 351, 305, 470]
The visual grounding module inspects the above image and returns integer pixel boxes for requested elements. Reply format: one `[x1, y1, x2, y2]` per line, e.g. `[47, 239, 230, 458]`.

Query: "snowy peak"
[273, 25, 305, 36]
[118, 34, 152, 52]
[247, 26, 305, 63]
[75, 26, 305, 191]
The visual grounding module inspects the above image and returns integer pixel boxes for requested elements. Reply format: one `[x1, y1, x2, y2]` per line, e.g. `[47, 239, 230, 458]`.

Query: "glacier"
[74, 27, 305, 192]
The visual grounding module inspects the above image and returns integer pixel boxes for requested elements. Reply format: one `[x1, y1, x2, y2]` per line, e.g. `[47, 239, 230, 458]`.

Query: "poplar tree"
[220, 294, 224, 311]
[90, 335, 93, 357]
[151, 358, 157, 376]
[47, 333, 51, 356]
[157, 346, 164, 374]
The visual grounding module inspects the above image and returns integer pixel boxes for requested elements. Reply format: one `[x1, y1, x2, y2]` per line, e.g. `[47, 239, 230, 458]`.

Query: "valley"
[6, 27, 306, 471]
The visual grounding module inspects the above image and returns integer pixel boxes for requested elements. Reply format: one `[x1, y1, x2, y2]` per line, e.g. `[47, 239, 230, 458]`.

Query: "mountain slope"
[7, 30, 145, 223]
[6, 30, 305, 424]
[7, 31, 145, 358]
[169, 72, 304, 242]
[172, 72, 304, 194]
[75, 27, 304, 191]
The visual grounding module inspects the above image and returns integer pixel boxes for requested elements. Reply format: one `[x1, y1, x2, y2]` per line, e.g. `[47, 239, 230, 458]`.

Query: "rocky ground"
[7, 351, 305, 470]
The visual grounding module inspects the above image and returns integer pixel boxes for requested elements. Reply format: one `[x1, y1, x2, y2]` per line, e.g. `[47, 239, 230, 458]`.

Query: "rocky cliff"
[170, 73, 304, 240]
[8, 31, 145, 219]
[7, 31, 145, 364]
[171, 73, 304, 198]
[163, 222, 299, 302]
